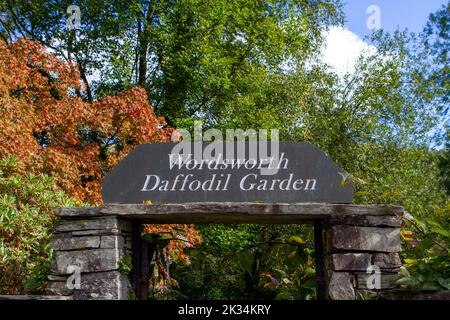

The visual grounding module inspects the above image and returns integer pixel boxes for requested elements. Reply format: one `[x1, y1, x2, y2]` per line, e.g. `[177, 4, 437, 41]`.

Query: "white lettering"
[141, 175, 159, 191]
[240, 174, 257, 191]
[305, 179, 317, 190]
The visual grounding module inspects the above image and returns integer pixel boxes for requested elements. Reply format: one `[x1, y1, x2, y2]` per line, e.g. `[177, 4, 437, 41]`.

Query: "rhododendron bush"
[0, 39, 201, 293]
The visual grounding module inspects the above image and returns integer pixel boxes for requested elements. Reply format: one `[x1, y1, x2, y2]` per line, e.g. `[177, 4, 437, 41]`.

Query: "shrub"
[0, 156, 78, 294]
[398, 203, 450, 291]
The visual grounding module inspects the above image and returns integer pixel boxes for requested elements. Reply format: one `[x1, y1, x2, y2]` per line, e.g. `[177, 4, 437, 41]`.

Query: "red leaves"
[1, 39, 201, 286]
[0, 39, 173, 204]
[260, 273, 280, 287]
[143, 224, 202, 265]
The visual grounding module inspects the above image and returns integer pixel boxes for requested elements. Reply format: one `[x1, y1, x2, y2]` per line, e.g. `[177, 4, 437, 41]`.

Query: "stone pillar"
[47, 213, 133, 300]
[324, 214, 403, 300]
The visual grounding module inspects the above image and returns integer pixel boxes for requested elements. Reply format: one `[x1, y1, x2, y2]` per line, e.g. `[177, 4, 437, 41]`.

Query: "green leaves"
[118, 252, 133, 275]
[0, 156, 79, 294]
[0, 0, 345, 125]
[399, 206, 450, 292]
[287, 236, 305, 245]
[437, 277, 450, 290]
[430, 227, 450, 238]
[396, 275, 418, 287]
[237, 251, 254, 275]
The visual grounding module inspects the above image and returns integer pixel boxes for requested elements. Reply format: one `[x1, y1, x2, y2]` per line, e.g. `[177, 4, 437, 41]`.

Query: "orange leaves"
[143, 224, 203, 248]
[1, 39, 201, 289]
[143, 224, 203, 265]
[0, 39, 173, 204]
[0, 39, 204, 298]
[260, 273, 280, 287]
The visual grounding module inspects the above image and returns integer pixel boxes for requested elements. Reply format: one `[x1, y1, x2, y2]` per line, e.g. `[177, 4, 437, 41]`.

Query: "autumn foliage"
[0, 38, 176, 203]
[0, 39, 201, 292]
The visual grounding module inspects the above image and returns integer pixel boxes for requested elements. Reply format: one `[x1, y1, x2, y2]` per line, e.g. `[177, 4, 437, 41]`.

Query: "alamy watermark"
[66, 265, 81, 289]
[66, 5, 81, 30]
[366, 265, 381, 289]
[170, 121, 282, 176]
[366, 5, 381, 31]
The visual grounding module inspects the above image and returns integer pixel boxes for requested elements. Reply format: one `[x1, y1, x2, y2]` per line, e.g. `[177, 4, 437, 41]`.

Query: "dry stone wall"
[47, 216, 133, 300]
[46, 203, 403, 300]
[325, 214, 403, 300]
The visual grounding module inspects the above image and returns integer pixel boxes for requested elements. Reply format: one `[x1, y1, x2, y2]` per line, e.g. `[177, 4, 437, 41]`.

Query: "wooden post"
[314, 220, 326, 300]
[132, 223, 149, 300]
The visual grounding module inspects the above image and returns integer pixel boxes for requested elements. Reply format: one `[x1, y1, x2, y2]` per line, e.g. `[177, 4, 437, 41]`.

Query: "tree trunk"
[137, 0, 155, 87]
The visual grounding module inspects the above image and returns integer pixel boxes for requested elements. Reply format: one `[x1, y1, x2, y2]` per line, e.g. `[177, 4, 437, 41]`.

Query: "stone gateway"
[46, 202, 404, 300]
[46, 141, 404, 300]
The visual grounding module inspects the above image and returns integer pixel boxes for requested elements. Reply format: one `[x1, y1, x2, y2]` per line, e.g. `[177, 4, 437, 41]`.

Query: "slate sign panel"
[102, 142, 353, 204]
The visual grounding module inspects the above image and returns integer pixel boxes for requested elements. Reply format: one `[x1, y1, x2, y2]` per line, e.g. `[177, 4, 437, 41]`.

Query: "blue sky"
[323, 0, 449, 76]
[321, 1, 448, 148]
[343, 0, 448, 38]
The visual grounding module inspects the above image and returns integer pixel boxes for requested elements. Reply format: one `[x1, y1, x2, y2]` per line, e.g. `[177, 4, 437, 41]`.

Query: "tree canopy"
[0, 0, 343, 125]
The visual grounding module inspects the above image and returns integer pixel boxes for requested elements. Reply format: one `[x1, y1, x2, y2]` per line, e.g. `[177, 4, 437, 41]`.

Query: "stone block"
[55, 217, 120, 233]
[373, 253, 402, 269]
[0, 295, 73, 300]
[47, 280, 72, 296]
[356, 273, 399, 290]
[328, 215, 401, 227]
[328, 272, 355, 300]
[51, 236, 100, 251]
[331, 226, 401, 252]
[47, 271, 130, 299]
[100, 235, 124, 249]
[331, 253, 372, 271]
[51, 248, 120, 274]
[72, 229, 120, 236]
[55, 207, 101, 217]
[73, 271, 131, 300]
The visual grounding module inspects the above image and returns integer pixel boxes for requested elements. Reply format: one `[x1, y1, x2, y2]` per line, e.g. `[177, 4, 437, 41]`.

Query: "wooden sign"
[102, 142, 353, 204]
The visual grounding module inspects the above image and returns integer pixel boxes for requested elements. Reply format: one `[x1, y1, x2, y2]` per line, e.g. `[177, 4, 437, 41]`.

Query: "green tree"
[171, 8, 449, 298]
[423, 2, 449, 126]
[0, 0, 343, 125]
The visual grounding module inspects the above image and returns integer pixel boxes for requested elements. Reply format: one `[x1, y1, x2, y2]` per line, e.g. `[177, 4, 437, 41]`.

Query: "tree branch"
[5, 1, 69, 61]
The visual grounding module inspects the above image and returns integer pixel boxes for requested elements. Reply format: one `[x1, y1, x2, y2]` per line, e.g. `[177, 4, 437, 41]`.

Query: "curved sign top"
[102, 142, 353, 204]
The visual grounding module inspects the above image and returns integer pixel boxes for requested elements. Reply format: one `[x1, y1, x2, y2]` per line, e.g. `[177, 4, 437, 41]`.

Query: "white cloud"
[321, 26, 376, 75]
